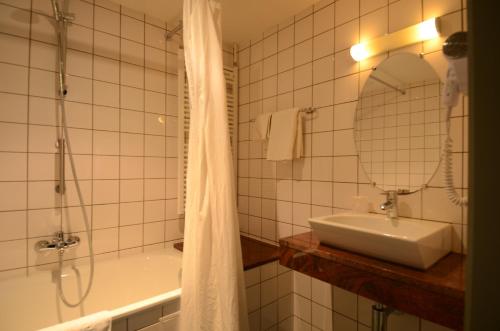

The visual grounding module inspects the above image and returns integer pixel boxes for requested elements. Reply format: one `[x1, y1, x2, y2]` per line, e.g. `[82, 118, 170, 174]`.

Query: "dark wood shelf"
[279, 232, 465, 330]
[174, 235, 280, 271]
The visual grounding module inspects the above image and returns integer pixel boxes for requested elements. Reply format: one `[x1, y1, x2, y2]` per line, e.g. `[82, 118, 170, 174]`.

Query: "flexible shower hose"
[49, 0, 94, 308]
[443, 106, 467, 206]
[56, 98, 95, 307]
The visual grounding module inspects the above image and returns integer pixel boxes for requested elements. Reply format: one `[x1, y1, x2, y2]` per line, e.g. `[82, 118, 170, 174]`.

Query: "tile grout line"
[116, 1, 122, 254]
[24, 0, 34, 273]
[141, 7, 146, 252]
[88, 0, 95, 253]
[163, 18, 168, 248]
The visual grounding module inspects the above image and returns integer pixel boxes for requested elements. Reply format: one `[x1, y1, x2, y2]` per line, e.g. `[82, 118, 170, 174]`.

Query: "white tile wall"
[237, 0, 468, 330]
[245, 261, 295, 330]
[0, 0, 183, 272]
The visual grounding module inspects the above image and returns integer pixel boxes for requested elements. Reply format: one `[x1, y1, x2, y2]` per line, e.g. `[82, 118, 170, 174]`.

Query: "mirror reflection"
[354, 53, 446, 192]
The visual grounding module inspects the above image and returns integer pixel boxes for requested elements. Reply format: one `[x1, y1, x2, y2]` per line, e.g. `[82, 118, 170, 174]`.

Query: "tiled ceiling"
[112, 0, 317, 43]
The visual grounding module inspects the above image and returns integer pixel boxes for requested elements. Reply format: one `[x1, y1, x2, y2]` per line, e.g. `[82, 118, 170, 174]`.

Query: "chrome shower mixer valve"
[35, 231, 80, 254]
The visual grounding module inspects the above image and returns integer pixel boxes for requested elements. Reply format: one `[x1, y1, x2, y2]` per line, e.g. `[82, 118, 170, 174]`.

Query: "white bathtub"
[0, 246, 182, 331]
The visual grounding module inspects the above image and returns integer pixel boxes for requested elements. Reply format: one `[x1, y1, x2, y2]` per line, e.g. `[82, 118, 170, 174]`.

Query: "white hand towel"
[293, 111, 303, 159]
[38, 311, 111, 331]
[266, 108, 303, 161]
[254, 112, 272, 140]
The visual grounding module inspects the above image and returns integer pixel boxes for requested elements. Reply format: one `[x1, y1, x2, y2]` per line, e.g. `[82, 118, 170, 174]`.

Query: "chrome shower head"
[443, 31, 467, 59]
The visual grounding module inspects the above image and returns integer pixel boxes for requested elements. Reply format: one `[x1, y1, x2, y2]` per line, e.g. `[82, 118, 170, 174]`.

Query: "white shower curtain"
[180, 0, 249, 330]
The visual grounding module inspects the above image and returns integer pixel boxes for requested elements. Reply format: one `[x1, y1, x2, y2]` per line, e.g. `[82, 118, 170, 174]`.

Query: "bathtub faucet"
[35, 231, 80, 254]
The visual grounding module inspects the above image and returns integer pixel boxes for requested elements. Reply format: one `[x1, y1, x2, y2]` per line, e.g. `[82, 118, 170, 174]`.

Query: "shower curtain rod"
[165, 21, 183, 40]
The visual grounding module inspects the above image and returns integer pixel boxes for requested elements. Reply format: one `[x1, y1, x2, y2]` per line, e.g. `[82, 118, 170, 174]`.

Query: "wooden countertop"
[174, 235, 280, 271]
[279, 232, 465, 330]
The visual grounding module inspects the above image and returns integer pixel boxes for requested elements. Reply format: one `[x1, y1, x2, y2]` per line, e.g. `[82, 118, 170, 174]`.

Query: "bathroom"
[0, 0, 497, 330]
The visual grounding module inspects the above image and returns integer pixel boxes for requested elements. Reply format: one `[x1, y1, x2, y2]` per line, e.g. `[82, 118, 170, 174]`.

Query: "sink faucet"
[380, 190, 398, 219]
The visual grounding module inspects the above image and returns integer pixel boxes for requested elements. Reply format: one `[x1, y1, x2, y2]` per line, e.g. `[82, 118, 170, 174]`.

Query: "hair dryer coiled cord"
[442, 107, 467, 206]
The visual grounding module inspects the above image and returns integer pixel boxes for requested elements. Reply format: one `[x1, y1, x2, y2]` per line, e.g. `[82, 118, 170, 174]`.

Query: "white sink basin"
[308, 213, 452, 270]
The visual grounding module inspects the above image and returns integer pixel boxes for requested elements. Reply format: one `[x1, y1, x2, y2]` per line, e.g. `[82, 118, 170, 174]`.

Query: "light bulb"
[417, 18, 440, 41]
[350, 43, 370, 62]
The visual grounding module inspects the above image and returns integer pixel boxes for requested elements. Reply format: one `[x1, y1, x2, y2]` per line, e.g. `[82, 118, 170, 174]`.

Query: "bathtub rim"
[110, 287, 181, 320]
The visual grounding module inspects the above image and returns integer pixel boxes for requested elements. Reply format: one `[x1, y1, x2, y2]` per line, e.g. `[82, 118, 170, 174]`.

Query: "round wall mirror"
[354, 53, 445, 193]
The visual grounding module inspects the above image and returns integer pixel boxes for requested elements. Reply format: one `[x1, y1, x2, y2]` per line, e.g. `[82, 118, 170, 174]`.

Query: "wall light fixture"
[350, 17, 441, 62]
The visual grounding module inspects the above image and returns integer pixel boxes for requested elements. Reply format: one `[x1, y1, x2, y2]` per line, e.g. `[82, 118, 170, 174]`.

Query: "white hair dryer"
[442, 32, 468, 206]
[443, 32, 468, 106]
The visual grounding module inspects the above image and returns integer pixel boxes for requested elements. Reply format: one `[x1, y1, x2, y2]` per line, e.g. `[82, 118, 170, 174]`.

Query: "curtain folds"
[180, 0, 249, 330]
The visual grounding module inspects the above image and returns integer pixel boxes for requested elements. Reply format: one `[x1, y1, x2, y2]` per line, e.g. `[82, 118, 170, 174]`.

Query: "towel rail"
[249, 107, 317, 122]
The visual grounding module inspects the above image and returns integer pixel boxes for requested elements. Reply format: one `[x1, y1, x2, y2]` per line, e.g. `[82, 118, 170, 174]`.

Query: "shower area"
[0, 0, 188, 329]
[0, 0, 247, 329]
[0, 0, 471, 330]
